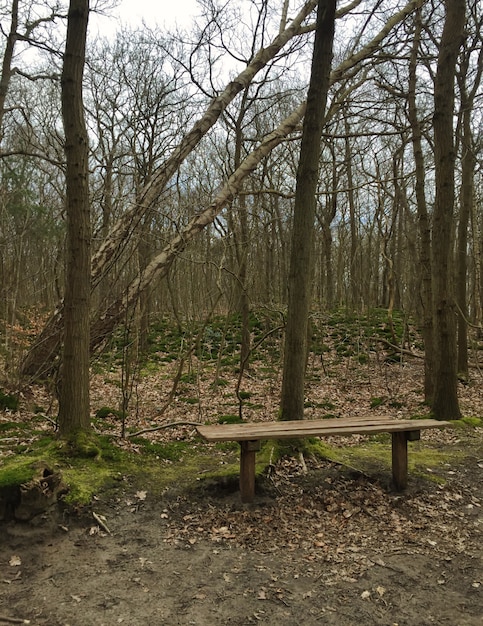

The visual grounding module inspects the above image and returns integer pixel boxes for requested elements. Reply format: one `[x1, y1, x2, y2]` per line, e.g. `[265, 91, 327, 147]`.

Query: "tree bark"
[408, 7, 434, 401]
[58, 0, 91, 436]
[280, 0, 336, 422]
[456, 31, 483, 376]
[431, 0, 465, 420]
[0, 0, 18, 135]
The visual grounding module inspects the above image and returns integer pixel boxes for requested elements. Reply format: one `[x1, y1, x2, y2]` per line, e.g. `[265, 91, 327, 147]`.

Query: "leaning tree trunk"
[58, 0, 91, 436]
[280, 0, 336, 422]
[431, 0, 464, 420]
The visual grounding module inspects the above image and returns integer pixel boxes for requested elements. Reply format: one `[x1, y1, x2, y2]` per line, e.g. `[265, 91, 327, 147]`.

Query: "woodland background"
[0, 0, 482, 428]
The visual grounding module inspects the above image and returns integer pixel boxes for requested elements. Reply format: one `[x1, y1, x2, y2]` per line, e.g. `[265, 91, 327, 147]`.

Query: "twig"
[0, 617, 31, 624]
[299, 451, 308, 474]
[92, 512, 111, 535]
[126, 421, 201, 438]
[378, 338, 423, 358]
[315, 454, 372, 481]
[43, 415, 57, 427]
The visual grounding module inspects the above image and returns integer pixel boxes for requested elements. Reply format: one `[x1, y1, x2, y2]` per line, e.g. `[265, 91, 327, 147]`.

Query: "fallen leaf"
[135, 490, 147, 500]
[9, 555, 21, 567]
[376, 586, 386, 597]
[361, 590, 371, 600]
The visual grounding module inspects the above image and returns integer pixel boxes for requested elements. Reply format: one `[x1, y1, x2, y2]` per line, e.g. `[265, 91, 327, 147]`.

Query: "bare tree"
[57, 0, 90, 436]
[455, 3, 483, 378]
[431, 0, 465, 420]
[280, 0, 336, 422]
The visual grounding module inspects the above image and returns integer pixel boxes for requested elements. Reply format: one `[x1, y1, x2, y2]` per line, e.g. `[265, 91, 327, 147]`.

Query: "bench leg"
[240, 441, 259, 503]
[391, 432, 408, 490]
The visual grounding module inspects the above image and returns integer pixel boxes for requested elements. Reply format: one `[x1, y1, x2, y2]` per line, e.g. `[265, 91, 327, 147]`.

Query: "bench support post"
[391, 432, 408, 490]
[391, 430, 419, 490]
[239, 440, 260, 503]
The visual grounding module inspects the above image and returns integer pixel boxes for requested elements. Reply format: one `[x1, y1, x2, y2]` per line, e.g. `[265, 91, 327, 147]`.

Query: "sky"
[91, 0, 200, 35]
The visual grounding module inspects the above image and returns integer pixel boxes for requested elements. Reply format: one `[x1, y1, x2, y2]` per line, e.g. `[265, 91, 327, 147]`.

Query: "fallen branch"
[126, 421, 201, 438]
[299, 452, 308, 474]
[92, 512, 111, 535]
[0, 617, 31, 624]
[378, 338, 424, 359]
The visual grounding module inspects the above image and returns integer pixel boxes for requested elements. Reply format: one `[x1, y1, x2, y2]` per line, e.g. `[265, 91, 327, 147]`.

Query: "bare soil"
[1, 438, 482, 626]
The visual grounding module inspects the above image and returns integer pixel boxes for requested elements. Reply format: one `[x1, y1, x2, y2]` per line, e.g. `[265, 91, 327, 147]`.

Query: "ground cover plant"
[0, 309, 482, 625]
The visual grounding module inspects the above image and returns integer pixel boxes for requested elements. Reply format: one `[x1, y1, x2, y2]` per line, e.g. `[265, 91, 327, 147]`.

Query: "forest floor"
[1, 313, 483, 625]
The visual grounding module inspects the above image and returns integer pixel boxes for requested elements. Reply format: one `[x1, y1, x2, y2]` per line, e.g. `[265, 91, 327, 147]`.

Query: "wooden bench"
[197, 417, 451, 503]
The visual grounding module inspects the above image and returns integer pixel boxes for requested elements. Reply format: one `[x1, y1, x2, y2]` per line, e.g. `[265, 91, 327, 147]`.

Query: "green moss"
[451, 416, 483, 429]
[63, 431, 103, 459]
[302, 438, 461, 484]
[370, 396, 386, 409]
[460, 416, 483, 428]
[268, 437, 321, 458]
[218, 414, 243, 424]
[215, 441, 239, 452]
[410, 413, 433, 420]
[179, 372, 197, 384]
[210, 378, 229, 388]
[0, 390, 19, 411]
[62, 465, 119, 505]
[180, 397, 199, 404]
[0, 421, 30, 433]
[0, 459, 37, 488]
[129, 438, 189, 461]
[95, 406, 122, 420]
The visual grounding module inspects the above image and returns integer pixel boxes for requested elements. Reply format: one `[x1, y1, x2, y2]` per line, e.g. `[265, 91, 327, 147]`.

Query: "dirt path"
[1, 449, 482, 626]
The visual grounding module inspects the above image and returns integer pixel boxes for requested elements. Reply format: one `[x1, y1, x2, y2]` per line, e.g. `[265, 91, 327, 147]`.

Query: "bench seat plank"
[197, 418, 449, 442]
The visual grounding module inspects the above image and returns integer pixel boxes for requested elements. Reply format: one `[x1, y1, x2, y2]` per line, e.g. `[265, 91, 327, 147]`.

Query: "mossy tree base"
[61, 430, 102, 459]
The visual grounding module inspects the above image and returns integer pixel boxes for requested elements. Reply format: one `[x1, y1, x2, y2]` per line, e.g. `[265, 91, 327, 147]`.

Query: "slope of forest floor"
[0, 310, 482, 624]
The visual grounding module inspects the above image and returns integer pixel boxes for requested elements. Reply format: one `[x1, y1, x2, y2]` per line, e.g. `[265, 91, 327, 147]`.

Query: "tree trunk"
[0, 0, 18, 134]
[431, 0, 464, 420]
[456, 102, 473, 379]
[280, 0, 336, 422]
[408, 6, 434, 402]
[456, 32, 482, 375]
[343, 113, 359, 310]
[58, 0, 91, 436]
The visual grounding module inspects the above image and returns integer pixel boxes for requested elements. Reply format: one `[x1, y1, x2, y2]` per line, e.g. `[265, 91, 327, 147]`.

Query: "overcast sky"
[91, 0, 200, 35]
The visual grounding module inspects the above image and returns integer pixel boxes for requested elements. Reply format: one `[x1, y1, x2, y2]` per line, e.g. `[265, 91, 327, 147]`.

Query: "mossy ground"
[0, 415, 480, 511]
